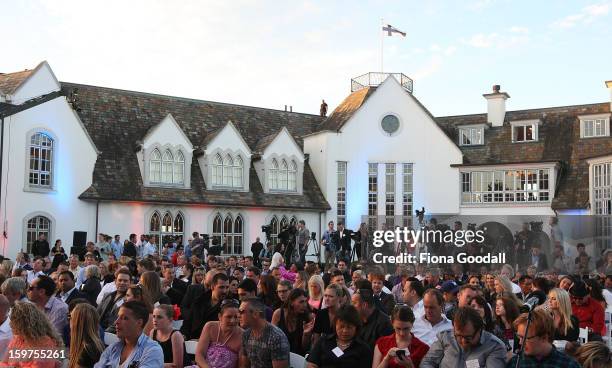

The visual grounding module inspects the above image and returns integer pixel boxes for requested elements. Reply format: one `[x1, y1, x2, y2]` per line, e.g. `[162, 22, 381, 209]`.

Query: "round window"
[381, 115, 400, 135]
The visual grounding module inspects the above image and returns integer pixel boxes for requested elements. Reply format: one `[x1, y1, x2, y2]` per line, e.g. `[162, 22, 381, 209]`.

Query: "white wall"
[11, 62, 60, 104]
[97, 202, 322, 258]
[0, 97, 98, 257]
[306, 77, 464, 230]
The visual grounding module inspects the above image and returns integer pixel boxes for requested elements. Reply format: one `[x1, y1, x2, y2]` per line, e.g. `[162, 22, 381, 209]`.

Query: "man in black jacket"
[162, 265, 188, 306]
[337, 222, 352, 263]
[180, 272, 229, 340]
[57, 271, 88, 305]
[122, 233, 137, 258]
[97, 268, 131, 331]
[32, 234, 50, 258]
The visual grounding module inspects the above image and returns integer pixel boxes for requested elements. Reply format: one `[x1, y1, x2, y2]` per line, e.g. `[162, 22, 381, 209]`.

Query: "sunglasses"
[221, 299, 240, 307]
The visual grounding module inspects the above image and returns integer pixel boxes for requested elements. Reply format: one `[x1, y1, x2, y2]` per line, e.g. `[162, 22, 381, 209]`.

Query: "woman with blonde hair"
[69, 303, 104, 368]
[548, 288, 579, 341]
[308, 274, 325, 310]
[192, 267, 206, 286]
[312, 283, 343, 345]
[575, 341, 611, 368]
[494, 275, 522, 306]
[1, 301, 63, 367]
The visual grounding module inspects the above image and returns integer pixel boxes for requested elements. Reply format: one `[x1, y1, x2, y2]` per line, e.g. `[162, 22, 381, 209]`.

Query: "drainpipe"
[0, 115, 4, 252]
[318, 211, 323, 265]
[95, 201, 100, 237]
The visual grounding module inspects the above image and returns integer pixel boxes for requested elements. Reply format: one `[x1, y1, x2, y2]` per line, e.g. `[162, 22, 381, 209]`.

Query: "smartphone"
[396, 348, 410, 360]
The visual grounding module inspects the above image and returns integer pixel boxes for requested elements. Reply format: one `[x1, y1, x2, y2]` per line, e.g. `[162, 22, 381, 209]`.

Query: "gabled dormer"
[138, 114, 193, 188]
[200, 121, 252, 192]
[0, 61, 61, 104]
[254, 127, 305, 194]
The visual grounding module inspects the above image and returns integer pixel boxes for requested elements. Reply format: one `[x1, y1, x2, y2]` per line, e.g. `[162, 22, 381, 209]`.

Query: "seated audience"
[272, 288, 314, 355]
[94, 300, 164, 367]
[69, 303, 104, 368]
[161, 264, 187, 306]
[493, 295, 520, 351]
[195, 299, 243, 368]
[0, 295, 12, 359]
[313, 283, 343, 344]
[181, 272, 229, 340]
[307, 274, 325, 311]
[574, 341, 611, 368]
[371, 272, 396, 315]
[150, 304, 186, 368]
[420, 307, 506, 368]
[307, 304, 372, 368]
[140, 270, 171, 306]
[548, 288, 579, 342]
[570, 281, 605, 336]
[373, 305, 430, 368]
[57, 270, 87, 305]
[351, 287, 393, 346]
[26, 274, 68, 336]
[412, 289, 453, 346]
[0, 277, 27, 307]
[125, 284, 154, 335]
[81, 265, 102, 306]
[507, 309, 580, 367]
[275, 280, 294, 309]
[97, 268, 131, 332]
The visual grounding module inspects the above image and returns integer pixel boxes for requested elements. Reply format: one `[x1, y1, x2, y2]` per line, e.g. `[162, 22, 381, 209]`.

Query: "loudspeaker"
[73, 231, 87, 247]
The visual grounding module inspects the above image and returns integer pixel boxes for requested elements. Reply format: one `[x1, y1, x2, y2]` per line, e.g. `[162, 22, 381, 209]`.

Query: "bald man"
[0, 295, 12, 357]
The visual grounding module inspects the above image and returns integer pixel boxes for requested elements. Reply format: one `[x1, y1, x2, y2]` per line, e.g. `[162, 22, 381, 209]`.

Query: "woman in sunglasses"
[372, 305, 429, 368]
[195, 299, 243, 368]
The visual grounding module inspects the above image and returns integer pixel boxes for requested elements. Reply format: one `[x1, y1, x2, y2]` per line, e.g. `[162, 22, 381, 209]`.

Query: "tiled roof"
[436, 102, 612, 209]
[254, 131, 280, 154]
[62, 82, 329, 210]
[316, 87, 375, 132]
[0, 69, 33, 95]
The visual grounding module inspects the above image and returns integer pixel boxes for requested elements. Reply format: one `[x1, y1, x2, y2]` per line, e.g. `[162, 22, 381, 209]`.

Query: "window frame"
[146, 145, 188, 188]
[458, 125, 484, 146]
[268, 156, 299, 193]
[510, 120, 540, 143]
[580, 114, 610, 139]
[25, 129, 57, 193]
[211, 212, 245, 255]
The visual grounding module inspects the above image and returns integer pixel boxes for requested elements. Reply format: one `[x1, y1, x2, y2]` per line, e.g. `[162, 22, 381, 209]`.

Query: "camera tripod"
[306, 237, 320, 263]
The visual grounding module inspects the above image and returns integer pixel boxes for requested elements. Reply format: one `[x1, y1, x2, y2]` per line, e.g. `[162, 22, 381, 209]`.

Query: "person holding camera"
[296, 220, 310, 265]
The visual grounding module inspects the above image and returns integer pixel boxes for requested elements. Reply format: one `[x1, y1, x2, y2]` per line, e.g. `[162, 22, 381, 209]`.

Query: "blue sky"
[2, 0, 611, 116]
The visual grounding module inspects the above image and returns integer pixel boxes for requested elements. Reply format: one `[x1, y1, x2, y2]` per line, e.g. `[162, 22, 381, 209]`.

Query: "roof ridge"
[436, 101, 610, 119]
[60, 81, 324, 118]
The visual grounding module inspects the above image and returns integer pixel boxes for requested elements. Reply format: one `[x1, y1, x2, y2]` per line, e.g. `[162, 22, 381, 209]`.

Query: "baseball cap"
[440, 280, 459, 294]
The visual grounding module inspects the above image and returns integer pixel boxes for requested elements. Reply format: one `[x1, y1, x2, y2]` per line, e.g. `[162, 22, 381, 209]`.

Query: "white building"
[0, 62, 610, 260]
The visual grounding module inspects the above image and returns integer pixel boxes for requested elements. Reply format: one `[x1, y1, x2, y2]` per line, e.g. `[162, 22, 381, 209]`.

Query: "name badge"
[465, 359, 479, 368]
[332, 347, 344, 357]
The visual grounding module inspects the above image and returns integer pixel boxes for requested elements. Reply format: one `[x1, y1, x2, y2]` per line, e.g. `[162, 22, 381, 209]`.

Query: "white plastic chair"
[289, 352, 306, 368]
[104, 332, 120, 346]
[579, 327, 589, 344]
[172, 319, 183, 330]
[185, 340, 198, 355]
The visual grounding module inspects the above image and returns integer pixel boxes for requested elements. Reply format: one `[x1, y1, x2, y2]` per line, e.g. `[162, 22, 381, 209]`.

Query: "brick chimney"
[606, 80, 612, 110]
[483, 85, 510, 127]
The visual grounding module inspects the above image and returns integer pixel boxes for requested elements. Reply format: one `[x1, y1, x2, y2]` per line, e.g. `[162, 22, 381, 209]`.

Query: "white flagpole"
[380, 18, 384, 73]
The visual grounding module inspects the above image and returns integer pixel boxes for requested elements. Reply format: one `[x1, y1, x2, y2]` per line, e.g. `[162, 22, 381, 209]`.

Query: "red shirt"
[572, 296, 605, 336]
[376, 333, 429, 368]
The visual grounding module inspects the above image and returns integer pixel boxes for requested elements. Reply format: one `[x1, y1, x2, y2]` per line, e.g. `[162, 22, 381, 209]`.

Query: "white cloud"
[462, 33, 499, 48]
[412, 55, 443, 81]
[509, 26, 529, 34]
[551, 2, 610, 28]
[461, 30, 529, 49]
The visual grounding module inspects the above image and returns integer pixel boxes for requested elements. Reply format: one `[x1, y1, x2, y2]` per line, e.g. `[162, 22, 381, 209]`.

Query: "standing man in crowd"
[31, 233, 50, 258]
[321, 221, 338, 269]
[239, 297, 290, 368]
[296, 220, 309, 265]
[122, 233, 137, 258]
[337, 222, 352, 263]
[251, 237, 264, 267]
[420, 307, 506, 368]
[110, 234, 122, 259]
[191, 231, 205, 260]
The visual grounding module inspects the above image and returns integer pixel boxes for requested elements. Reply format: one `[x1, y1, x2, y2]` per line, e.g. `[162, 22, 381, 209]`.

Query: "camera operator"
[337, 222, 352, 263]
[296, 220, 310, 265]
[321, 221, 338, 269]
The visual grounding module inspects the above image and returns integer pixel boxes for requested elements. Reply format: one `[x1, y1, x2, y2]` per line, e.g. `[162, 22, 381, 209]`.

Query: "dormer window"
[511, 120, 539, 142]
[149, 148, 186, 185]
[211, 153, 244, 189]
[459, 126, 484, 146]
[580, 114, 610, 138]
[269, 158, 298, 192]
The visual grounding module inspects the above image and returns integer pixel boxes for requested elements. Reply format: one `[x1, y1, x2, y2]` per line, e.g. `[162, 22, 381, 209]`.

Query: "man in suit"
[180, 272, 229, 340]
[337, 222, 352, 263]
[122, 233, 137, 258]
[57, 270, 88, 305]
[162, 264, 187, 306]
[371, 272, 396, 315]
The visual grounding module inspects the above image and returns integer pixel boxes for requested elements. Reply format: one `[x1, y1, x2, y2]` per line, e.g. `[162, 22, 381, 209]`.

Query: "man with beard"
[180, 272, 229, 340]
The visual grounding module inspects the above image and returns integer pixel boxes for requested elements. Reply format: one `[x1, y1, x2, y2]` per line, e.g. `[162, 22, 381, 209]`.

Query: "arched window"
[270, 216, 279, 246]
[223, 215, 233, 254]
[290, 217, 298, 227]
[233, 156, 243, 188]
[150, 149, 162, 183]
[234, 216, 243, 254]
[26, 215, 51, 253]
[212, 213, 223, 248]
[212, 154, 223, 186]
[28, 132, 54, 187]
[223, 154, 233, 187]
[269, 159, 279, 190]
[162, 150, 173, 183]
[149, 211, 186, 248]
[288, 160, 297, 191]
[280, 216, 288, 230]
[279, 160, 289, 190]
[174, 151, 185, 185]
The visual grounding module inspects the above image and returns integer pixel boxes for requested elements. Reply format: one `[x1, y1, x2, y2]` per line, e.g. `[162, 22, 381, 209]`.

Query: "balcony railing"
[351, 72, 413, 93]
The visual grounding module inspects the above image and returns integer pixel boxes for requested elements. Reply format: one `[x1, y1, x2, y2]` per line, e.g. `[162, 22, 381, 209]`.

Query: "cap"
[569, 282, 589, 298]
[440, 280, 459, 294]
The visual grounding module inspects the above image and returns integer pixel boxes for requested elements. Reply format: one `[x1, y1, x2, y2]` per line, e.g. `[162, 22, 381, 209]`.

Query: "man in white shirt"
[68, 254, 82, 279]
[26, 257, 45, 284]
[412, 288, 453, 346]
[0, 295, 12, 358]
[403, 278, 425, 319]
[500, 264, 522, 294]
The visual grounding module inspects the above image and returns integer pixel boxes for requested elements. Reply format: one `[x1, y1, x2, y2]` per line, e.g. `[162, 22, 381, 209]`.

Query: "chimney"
[483, 84, 510, 127]
[606, 80, 612, 110]
[289, 106, 293, 112]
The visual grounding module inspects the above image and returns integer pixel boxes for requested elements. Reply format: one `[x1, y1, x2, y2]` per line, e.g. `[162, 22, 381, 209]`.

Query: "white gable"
[262, 127, 304, 161]
[204, 121, 251, 157]
[11, 61, 61, 104]
[143, 114, 193, 149]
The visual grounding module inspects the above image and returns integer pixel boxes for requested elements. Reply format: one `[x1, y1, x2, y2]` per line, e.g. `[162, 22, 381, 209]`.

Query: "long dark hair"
[283, 288, 311, 324]
[471, 295, 494, 332]
[259, 274, 279, 307]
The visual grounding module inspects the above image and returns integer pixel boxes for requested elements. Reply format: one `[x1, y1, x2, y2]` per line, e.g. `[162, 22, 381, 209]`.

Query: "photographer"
[296, 220, 310, 265]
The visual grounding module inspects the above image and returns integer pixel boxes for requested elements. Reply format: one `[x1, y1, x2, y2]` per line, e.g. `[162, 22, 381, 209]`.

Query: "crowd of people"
[0, 228, 609, 367]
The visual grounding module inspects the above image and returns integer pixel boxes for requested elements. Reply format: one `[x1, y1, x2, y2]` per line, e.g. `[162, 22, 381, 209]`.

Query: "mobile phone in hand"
[396, 348, 410, 361]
